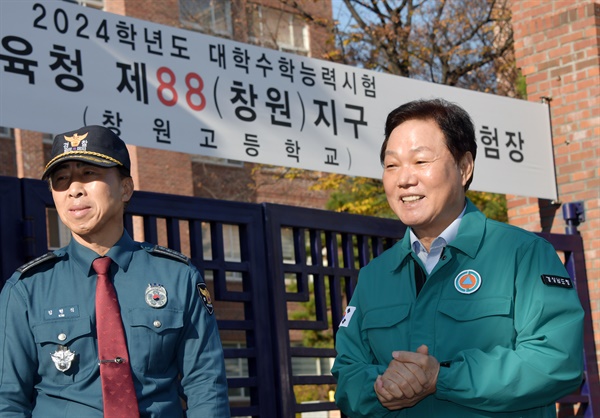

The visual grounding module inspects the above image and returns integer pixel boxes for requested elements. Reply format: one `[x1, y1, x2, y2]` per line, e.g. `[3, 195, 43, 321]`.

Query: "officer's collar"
[66, 230, 136, 276]
[105, 231, 136, 272]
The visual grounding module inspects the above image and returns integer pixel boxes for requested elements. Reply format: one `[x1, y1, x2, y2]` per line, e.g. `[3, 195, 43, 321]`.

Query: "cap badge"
[63, 132, 88, 152]
[51, 345, 76, 372]
[145, 283, 168, 308]
[454, 269, 482, 294]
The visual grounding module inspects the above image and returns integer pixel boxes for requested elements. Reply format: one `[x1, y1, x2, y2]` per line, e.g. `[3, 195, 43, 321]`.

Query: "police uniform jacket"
[331, 199, 584, 418]
[0, 231, 230, 418]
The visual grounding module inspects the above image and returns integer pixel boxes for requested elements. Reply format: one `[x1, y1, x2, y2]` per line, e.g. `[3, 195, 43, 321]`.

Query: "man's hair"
[117, 166, 131, 180]
[380, 98, 477, 191]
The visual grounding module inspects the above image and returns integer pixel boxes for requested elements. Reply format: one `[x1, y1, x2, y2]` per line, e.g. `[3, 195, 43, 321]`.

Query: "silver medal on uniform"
[145, 283, 168, 308]
[51, 345, 75, 372]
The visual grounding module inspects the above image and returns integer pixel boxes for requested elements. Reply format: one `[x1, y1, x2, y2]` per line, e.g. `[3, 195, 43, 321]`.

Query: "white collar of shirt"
[410, 204, 467, 274]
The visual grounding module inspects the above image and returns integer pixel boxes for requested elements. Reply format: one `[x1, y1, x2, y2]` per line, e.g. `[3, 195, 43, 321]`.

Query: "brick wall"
[133, 147, 194, 196]
[117, 0, 180, 27]
[510, 0, 600, 362]
[254, 168, 331, 208]
[0, 137, 17, 177]
[15, 130, 45, 179]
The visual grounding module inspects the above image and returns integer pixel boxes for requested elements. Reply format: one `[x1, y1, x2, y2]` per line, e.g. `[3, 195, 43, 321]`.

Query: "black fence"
[0, 176, 597, 417]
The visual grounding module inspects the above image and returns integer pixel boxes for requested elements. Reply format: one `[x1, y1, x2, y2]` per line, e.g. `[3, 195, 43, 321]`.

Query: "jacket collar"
[58, 230, 137, 277]
[392, 198, 485, 271]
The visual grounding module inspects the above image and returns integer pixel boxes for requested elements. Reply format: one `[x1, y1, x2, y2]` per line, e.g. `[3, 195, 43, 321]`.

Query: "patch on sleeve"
[146, 244, 190, 265]
[17, 252, 57, 275]
[339, 306, 356, 328]
[540, 274, 573, 289]
[197, 283, 214, 315]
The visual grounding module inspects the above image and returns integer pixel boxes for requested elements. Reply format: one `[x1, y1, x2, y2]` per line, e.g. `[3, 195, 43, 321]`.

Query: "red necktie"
[93, 256, 140, 418]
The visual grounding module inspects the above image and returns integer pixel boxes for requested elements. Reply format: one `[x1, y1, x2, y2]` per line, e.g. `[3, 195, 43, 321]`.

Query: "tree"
[283, 0, 516, 220]
[312, 174, 507, 221]
[291, 0, 515, 91]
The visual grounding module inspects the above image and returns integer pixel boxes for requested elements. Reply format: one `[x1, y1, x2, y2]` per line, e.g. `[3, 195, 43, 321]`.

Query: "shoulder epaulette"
[16, 252, 58, 275]
[143, 244, 190, 265]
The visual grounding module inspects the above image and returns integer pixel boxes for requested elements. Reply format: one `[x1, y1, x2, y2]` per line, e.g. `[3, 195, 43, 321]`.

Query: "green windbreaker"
[332, 200, 584, 418]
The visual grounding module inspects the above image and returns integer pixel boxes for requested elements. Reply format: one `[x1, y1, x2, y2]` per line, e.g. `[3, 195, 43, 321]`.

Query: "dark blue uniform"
[0, 231, 230, 417]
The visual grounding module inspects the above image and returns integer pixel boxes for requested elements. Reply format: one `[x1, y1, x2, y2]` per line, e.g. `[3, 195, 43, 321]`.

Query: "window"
[0, 127, 14, 139]
[42, 132, 54, 144]
[291, 354, 334, 376]
[180, 0, 232, 36]
[247, 5, 309, 55]
[191, 155, 244, 168]
[201, 222, 243, 282]
[62, 0, 104, 9]
[47, 208, 71, 250]
[0, 128, 53, 141]
[222, 342, 250, 402]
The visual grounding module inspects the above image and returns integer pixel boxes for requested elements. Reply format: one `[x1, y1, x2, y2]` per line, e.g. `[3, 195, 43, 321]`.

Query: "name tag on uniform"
[540, 274, 573, 289]
[45, 305, 80, 320]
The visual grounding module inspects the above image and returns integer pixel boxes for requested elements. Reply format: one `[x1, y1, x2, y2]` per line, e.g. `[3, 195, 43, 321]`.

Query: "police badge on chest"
[51, 345, 76, 372]
[145, 283, 168, 308]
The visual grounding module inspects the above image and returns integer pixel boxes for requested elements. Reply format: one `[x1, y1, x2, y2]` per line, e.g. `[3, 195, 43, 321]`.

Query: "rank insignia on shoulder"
[146, 244, 190, 265]
[541, 274, 573, 289]
[197, 283, 214, 315]
[17, 252, 57, 275]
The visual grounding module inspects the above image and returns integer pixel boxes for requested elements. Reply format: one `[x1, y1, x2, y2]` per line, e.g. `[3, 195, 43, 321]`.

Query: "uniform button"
[58, 333, 67, 341]
[153, 320, 162, 328]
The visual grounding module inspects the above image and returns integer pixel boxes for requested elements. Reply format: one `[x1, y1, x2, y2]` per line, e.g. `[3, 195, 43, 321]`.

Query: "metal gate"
[0, 176, 597, 417]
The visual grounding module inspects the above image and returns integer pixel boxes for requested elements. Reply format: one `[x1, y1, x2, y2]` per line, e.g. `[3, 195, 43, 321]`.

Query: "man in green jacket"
[331, 98, 584, 417]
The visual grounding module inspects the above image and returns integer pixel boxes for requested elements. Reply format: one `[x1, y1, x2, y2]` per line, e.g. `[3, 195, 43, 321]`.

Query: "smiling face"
[50, 161, 133, 251]
[382, 118, 473, 246]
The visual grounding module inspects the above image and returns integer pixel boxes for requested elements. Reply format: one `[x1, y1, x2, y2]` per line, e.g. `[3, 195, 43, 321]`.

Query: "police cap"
[42, 125, 131, 179]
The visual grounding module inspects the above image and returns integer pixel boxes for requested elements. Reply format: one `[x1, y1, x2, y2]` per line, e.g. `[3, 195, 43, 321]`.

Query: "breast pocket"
[437, 297, 513, 354]
[128, 308, 184, 374]
[32, 316, 96, 385]
[362, 304, 412, 363]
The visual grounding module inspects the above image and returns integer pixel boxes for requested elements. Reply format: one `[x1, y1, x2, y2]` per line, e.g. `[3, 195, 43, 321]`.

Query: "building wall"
[0, 136, 17, 177]
[253, 169, 331, 207]
[510, 0, 600, 358]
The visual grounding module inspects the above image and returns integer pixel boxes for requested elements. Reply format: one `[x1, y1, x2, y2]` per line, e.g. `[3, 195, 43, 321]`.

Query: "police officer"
[331, 99, 584, 417]
[0, 126, 230, 417]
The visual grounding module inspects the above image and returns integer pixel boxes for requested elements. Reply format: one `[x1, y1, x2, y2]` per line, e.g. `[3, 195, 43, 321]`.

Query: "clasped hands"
[374, 344, 440, 410]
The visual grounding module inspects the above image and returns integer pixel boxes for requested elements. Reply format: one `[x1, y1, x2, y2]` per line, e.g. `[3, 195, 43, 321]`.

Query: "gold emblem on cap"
[64, 132, 88, 147]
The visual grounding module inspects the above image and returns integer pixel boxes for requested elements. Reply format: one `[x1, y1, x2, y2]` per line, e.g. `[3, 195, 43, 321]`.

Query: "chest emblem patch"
[145, 283, 168, 308]
[51, 345, 75, 372]
[454, 269, 482, 294]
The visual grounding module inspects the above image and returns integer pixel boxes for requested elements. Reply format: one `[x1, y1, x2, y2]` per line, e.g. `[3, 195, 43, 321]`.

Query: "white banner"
[0, 1, 558, 199]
